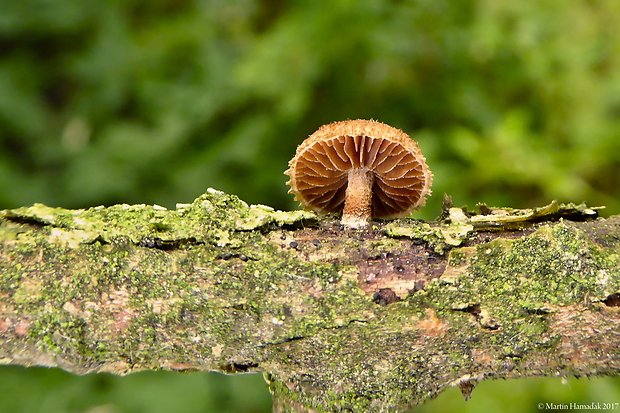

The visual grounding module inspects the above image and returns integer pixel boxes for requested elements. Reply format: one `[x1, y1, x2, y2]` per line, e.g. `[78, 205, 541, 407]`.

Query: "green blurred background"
[1, 0, 619, 412]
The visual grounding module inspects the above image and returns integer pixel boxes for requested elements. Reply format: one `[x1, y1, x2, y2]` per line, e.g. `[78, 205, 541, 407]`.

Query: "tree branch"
[1, 190, 619, 412]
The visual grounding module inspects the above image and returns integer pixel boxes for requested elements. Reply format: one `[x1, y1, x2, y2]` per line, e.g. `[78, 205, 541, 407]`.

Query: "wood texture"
[0, 191, 618, 412]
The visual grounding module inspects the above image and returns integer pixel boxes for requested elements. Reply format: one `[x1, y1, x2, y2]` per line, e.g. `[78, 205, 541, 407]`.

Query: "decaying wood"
[0, 190, 618, 412]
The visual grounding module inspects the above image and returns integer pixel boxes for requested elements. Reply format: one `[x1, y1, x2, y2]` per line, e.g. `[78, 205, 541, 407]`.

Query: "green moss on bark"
[1, 193, 619, 412]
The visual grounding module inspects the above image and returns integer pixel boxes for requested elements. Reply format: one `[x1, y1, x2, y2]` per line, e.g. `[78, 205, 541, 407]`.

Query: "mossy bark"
[0, 190, 619, 412]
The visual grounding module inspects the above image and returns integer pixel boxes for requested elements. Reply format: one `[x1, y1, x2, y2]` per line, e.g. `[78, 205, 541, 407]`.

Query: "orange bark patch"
[15, 320, 30, 337]
[418, 308, 447, 337]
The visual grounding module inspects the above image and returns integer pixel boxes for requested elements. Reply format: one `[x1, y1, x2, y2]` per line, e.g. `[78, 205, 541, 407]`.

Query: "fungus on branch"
[285, 119, 432, 228]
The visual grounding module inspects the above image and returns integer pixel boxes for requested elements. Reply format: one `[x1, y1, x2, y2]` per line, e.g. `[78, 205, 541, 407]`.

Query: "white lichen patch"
[596, 269, 609, 288]
[469, 201, 603, 229]
[236, 205, 316, 231]
[3, 203, 75, 226]
[442, 208, 475, 246]
[440, 224, 474, 247]
[48, 227, 96, 248]
[13, 278, 42, 304]
[211, 344, 223, 357]
[384, 220, 472, 253]
[62, 301, 81, 317]
[27, 203, 64, 223]
[442, 247, 477, 283]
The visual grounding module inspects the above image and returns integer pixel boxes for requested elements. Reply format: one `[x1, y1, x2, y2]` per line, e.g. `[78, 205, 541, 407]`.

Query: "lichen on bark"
[0, 190, 619, 412]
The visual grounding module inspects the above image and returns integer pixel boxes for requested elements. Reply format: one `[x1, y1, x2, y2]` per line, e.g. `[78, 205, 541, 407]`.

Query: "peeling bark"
[0, 190, 619, 412]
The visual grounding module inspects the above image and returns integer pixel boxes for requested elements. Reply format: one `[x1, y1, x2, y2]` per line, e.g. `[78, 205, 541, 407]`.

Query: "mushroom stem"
[341, 168, 374, 229]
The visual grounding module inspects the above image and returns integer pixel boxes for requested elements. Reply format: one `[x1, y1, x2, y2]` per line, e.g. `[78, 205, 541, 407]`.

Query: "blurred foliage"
[0, 366, 272, 413]
[1, 0, 619, 411]
[0, 366, 618, 413]
[0, 0, 618, 217]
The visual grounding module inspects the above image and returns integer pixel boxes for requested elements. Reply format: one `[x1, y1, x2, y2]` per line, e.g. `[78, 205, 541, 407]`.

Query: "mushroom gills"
[286, 119, 433, 228]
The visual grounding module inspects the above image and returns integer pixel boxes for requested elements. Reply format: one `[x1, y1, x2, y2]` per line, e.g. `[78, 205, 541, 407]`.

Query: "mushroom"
[285, 119, 432, 228]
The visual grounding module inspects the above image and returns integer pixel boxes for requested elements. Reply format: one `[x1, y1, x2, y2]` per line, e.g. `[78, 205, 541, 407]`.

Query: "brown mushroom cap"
[285, 119, 432, 221]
